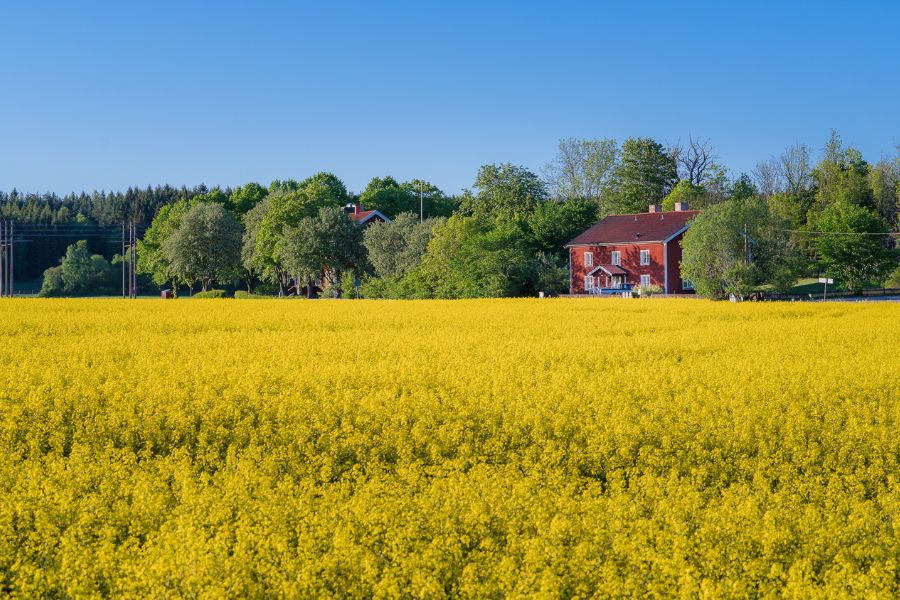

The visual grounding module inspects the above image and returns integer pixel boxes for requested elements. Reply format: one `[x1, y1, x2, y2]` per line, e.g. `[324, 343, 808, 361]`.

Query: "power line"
[778, 229, 899, 236]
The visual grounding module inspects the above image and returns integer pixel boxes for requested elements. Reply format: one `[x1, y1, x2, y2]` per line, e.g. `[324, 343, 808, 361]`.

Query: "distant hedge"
[191, 289, 228, 299]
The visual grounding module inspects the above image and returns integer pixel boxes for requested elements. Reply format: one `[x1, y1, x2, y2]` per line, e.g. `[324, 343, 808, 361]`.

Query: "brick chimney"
[674, 202, 689, 212]
[648, 204, 662, 213]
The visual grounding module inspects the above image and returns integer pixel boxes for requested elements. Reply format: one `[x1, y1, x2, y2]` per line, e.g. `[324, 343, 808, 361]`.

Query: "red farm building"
[565, 202, 699, 295]
[345, 203, 390, 226]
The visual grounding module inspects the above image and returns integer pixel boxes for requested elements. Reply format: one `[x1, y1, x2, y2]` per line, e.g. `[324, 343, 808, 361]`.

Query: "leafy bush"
[39, 240, 117, 297]
[638, 284, 663, 297]
[233, 290, 271, 299]
[191, 289, 228, 298]
[882, 264, 900, 288]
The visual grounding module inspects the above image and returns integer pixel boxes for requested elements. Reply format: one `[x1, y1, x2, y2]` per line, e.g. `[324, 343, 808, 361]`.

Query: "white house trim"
[355, 210, 391, 225]
[661, 225, 690, 244]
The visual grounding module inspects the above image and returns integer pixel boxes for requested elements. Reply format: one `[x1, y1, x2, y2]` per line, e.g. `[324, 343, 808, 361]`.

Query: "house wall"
[665, 232, 694, 294]
[569, 243, 666, 293]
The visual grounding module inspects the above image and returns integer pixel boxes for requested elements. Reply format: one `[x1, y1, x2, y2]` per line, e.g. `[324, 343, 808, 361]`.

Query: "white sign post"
[818, 277, 834, 300]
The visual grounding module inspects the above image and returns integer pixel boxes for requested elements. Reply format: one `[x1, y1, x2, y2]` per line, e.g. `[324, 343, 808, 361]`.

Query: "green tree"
[39, 240, 116, 297]
[729, 174, 758, 201]
[812, 130, 874, 213]
[606, 137, 677, 214]
[164, 203, 243, 292]
[402, 179, 457, 218]
[229, 182, 268, 215]
[681, 197, 797, 299]
[279, 207, 365, 298]
[543, 138, 618, 201]
[662, 180, 708, 211]
[460, 164, 548, 221]
[526, 198, 598, 253]
[359, 177, 454, 218]
[363, 212, 445, 279]
[405, 215, 535, 298]
[137, 199, 195, 290]
[240, 197, 269, 292]
[812, 202, 896, 292]
[250, 173, 350, 294]
[192, 187, 230, 206]
[868, 157, 899, 227]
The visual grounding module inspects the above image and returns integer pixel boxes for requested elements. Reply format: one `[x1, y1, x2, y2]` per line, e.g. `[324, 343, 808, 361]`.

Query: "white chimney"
[674, 202, 689, 212]
[648, 204, 662, 213]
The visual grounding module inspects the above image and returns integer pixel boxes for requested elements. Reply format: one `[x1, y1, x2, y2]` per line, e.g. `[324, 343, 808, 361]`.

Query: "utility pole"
[0, 220, 5, 297]
[419, 180, 424, 223]
[129, 222, 137, 299]
[743, 223, 749, 266]
[121, 222, 126, 298]
[9, 220, 12, 296]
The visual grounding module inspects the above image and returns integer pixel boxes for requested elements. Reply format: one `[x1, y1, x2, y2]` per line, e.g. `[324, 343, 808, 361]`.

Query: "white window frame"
[611, 250, 621, 266]
[640, 274, 651, 287]
[682, 278, 694, 290]
[584, 251, 593, 268]
[640, 249, 650, 266]
[585, 275, 595, 291]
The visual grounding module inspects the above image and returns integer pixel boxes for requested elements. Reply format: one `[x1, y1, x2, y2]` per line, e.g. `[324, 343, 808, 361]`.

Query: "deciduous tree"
[164, 203, 243, 292]
[812, 202, 895, 292]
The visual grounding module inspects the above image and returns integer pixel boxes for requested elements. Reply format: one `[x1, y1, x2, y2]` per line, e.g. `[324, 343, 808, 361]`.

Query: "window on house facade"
[585, 275, 595, 291]
[640, 274, 651, 287]
[640, 249, 650, 265]
[682, 278, 694, 290]
[611, 250, 621, 266]
[584, 251, 593, 267]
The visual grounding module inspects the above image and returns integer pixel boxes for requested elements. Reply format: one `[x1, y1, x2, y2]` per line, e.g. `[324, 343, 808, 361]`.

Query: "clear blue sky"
[2, 1, 898, 196]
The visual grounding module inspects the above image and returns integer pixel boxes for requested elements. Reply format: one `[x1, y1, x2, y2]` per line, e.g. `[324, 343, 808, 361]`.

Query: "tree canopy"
[163, 203, 243, 292]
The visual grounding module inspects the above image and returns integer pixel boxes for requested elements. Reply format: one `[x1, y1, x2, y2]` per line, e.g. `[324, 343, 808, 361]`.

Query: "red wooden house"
[565, 202, 699, 295]
[345, 203, 390, 226]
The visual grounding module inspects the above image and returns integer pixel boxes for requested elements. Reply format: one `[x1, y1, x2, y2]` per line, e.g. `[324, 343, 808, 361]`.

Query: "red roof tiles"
[566, 210, 700, 246]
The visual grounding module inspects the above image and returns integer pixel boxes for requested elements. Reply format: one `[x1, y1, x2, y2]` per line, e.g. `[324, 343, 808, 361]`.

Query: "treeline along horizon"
[2, 130, 898, 295]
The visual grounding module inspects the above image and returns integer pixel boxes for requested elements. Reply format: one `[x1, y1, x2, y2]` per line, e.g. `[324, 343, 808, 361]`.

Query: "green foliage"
[460, 164, 548, 221]
[249, 173, 350, 294]
[662, 180, 708, 211]
[363, 212, 445, 279]
[136, 199, 195, 288]
[403, 215, 536, 298]
[526, 198, 598, 253]
[729, 173, 758, 200]
[607, 137, 677, 214]
[544, 137, 618, 200]
[812, 130, 875, 213]
[39, 240, 117, 296]
[339, 270, 360, 299]
[867, 157, 900, 227]
[533, 251, 568, 294]
[233, 290, 271, 299]
[164, 203, 243, 292]
[884, 264, 900, 288]
[190, 289, 228, 298]
[638, 283, 664, 296]
[812, 202, 896, 292]
[681, 197, 797, 299]
[279, 207, 366, 297]
[359, 177, 454, 218]
[228, 182, 268, 215]
[191, 187, 230, 206]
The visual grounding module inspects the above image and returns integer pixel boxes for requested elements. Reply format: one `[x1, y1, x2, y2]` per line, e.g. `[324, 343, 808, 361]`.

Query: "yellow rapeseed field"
[0, 298, 898, 598]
